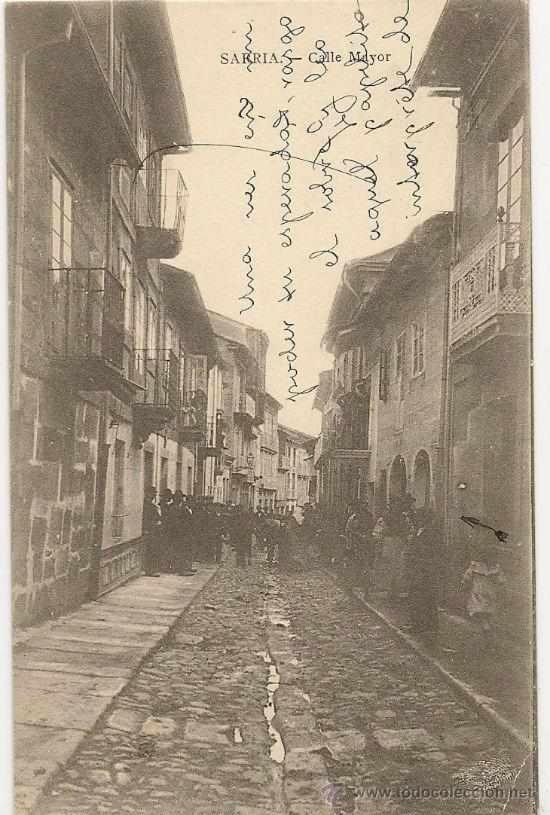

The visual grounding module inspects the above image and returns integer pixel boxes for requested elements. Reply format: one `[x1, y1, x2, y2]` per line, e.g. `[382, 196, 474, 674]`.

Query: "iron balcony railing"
[179, 389, 208, 431]
[47, 266, 124, 368]
[450, 221, 529, 345]
[132, 349, 179, 413]
[278, 454, 290, 471]
[136, 167, 188, 239]
[205, 417, 223, 448]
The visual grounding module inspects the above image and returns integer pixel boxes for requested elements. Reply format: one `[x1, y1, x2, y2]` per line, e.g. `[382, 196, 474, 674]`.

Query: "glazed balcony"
[450, 222, 529, 348]
[136, 168, 188, 259]
[234, 393, 259, 437]
[47, 265, 133, 398]
[132, 349, 179, 444]
[318, 430, 370, 460]
[199, 416, 226, 458]
[278, 455, 290, 472]
[177, 389, 208, 444]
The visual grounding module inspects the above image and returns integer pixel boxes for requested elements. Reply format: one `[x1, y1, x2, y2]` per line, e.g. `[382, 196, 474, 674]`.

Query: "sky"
[165, 0, 457, 433]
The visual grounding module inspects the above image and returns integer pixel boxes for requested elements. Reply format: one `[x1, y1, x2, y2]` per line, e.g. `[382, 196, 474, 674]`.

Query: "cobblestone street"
[36, 544, 533, 815]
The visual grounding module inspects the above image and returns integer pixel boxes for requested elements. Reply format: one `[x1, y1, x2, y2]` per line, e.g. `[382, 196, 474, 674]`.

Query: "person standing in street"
[173, 491, 195, 576]
[459, 525, 506, 652]
[233, 506, 253, 567]
[277, 518, 291, 570]
[142, 487, 161, 577]
[407, 508, 441, 645]
[159, 488, 174, 572]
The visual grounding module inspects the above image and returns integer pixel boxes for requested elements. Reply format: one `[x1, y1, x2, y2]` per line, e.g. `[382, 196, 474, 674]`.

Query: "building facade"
[415, 0, 531, 621]
[277, 425, 316, 516]
[207, 312, 268, 510]
[257, 394, 282, 512]
[8, 1, 192, 624]
[318, 217, 453, 519]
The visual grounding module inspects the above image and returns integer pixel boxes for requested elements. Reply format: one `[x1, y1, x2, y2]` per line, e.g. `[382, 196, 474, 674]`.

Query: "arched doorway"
[413, 450, 431, 509]
[389, 456, 407, 503]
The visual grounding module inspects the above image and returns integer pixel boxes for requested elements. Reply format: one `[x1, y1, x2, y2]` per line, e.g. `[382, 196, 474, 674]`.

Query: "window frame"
[50, 165, 73, 280]
[411, 320, 426, 377]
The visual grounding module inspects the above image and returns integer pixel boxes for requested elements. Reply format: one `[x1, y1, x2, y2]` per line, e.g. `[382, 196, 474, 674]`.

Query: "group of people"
[143, 487, 506, 650]
[142, 490, 300, 576]
[304, 496, 507, 649]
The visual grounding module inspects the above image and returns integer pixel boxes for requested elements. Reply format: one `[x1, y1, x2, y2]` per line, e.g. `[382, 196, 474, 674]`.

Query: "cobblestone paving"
[36, 545, 533, 815]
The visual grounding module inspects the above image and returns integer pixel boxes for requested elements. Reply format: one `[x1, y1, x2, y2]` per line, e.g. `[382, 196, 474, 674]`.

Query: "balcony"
[177, 389, 208, 444]
[450, 222, 529, 348]
[136, 169, 188, 259]
[317, 431, 370, 461]
[232, 454, 255, 482]
[278, 455, 290, 472]
[234, 393, 258, 435]
[47, 265, 133, 399]
[199, 416, 226, 458]
[132, 349, 179, 445]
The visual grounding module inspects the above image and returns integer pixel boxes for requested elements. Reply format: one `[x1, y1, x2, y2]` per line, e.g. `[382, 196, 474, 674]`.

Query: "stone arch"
[389, 455, 407, 503]
[413, 449, 431, 509]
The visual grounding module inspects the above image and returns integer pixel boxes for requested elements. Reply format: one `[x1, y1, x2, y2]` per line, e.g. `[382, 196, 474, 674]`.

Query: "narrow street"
[37, 543, 531, 815]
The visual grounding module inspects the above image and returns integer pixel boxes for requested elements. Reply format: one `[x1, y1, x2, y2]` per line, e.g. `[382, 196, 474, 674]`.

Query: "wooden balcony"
[450, 222, 529, 350]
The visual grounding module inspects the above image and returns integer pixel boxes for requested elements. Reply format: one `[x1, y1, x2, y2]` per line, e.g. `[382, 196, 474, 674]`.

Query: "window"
[134, 281, 146, 373]
[164, 322, 174, 352]
[136, 94, 148, 161]
[111, 439, 126, 539]
[123, 58, 134, 120]
[113, 31, 135, 125]
[395, 332, 406, 379]
[147, 300, 157, 349]
[412, 322, 425, 376]
[119, 250, 132, 331]
[50, 168, 72, 281]
[497, 114, 523, 232]
[378, 349, 389, 401]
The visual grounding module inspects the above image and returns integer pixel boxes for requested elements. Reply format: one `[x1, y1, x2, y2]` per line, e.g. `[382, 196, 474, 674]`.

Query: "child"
[460, 528, 505, 650]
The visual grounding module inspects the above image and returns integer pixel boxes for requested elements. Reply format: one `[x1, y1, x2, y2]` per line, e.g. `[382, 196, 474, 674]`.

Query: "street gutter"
[319, 565, 533, 752]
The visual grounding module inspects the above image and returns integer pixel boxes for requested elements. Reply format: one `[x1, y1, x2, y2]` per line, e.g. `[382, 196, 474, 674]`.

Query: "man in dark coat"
[172, 491, 195, 576]
[159, 488, 174, 572]
[233, 506, 254, 566]
[407, 507, 441, 645]
[142, 487, 161, 576]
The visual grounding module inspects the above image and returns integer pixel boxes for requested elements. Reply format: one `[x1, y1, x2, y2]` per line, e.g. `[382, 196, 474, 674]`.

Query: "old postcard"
[7, 0, 536, 813]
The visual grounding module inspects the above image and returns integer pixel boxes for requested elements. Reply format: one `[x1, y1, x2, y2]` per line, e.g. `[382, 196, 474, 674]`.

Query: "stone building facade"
[414, 0, 531, 622]
[8, 1, 192, 624]
[317, 215, 452, 519]
[277, 425, 316, 516]
[257, 394, 282, 512]
[206, 312, 268, 510]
